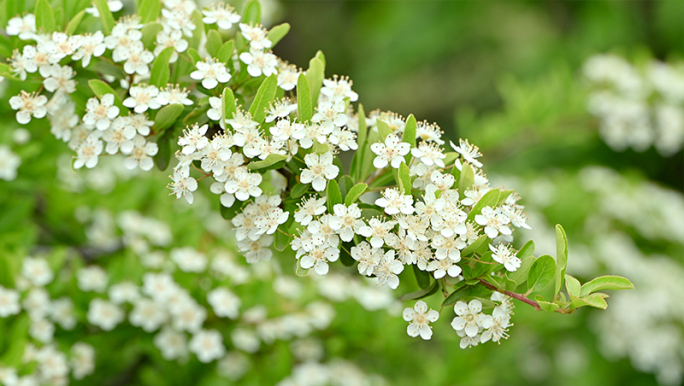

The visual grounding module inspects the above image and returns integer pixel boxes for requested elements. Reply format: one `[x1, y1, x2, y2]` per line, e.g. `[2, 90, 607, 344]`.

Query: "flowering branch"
[478, 279, 542, 311]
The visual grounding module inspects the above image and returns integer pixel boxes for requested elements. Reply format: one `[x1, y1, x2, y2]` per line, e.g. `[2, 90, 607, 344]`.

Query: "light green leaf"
[64, 10, 85, 35]
[305, 57, 324, 106]
[88, 80, 125, 110]
[527, 254, 556, 293]
[344, 183, 367, 206]
[565, 274, 581, 298]
[461, 235, 487, 257]
[297, 73, 312, 123]
[403, 114, 416, 162]
[241, 0, 261, 24]
[187, 48, 202, 64]
[222, 87, 236, 122]
[267, 23, 290, 46]
[188, 11, 204, 50]
[6, 0, 24, 19]
[247, 154, 287, 171]
[138, 0, 161, 23]
[93, 0, 115, 34]
[554, 224, 568, 299]
[291, 183, 310, 199]
[140, 22, 163, 50]
[570, 293, 609, 310]
[497, 189, 514, 206]
[338, 175, 354, 198]
[458, 164, 474, 194]
[248, 74, 278, 124]
[580, 275, 634, 297]
[154, 104, 183, 132]
[326, 180, 342, 212]
[217, 39, 234, 64]
[535, 296, 561, 312]
[443, 152, 458, 167]
[35, 0, 56, 32]
[507, 240, 535, 285]
[376, 119, 392, 139]
[149, 46, 174, 87]
[398, 163, 411, 195]
[467, 188, 500, 222]
[206, 30, 223, 58]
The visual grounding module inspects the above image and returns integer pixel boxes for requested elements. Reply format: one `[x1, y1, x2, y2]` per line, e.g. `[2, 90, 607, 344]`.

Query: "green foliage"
[325, 180, 342, 212]
[242, 0, 261, 25]
[93, 0, 115, 34]
[217, 40, 234, 64]
[344, 183, 367, 206]
[88, 80, 125, 110]
[580, 276, 635, 297]
[247, 154, 287, 171]
[296, 74, 312, 123]
[306, 56, 325, 106]
[267, 23, 290, 46]
[154, 104, 184, 132]
[467, 188, 499, 222]
[527, 254, 556, 293]
[554, 224, 568, 299]
[458, 164, 474, 193]
[34, 0, 55, 32]
[248, 74, 278, 124]
[64, 10, 85, 35]
[138, 0, 161, 23]
[149, 47, 174, 87]
[206, 30, 223, 58]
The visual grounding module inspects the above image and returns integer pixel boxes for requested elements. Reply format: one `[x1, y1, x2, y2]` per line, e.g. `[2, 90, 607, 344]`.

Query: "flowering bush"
[0, 0, 635, 384]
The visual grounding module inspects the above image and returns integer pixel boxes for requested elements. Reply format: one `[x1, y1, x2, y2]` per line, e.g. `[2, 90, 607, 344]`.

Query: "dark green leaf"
[326, 180, 342, 212]
[338, 175, 353, 198]
[344, 183, 367, 206]
[442, 283, 470, 307]
[467, 188, 500, 222]
[153, 130, 172, 171]
[297, 73, 312, 123]
[248, 74, 277, 124]
[291, 183, 309, 199]
[154, 104, 184, 132]
[220, 200, 246, 220]
[398, 280, 438, 301]
[247, 154, 288, 171]
[527, 254, 556, 293]
[413, 265, 431, 290]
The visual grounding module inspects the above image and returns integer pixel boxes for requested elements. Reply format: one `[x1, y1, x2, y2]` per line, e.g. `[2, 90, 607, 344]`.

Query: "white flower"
[189, 330, 226, 363]
[70, 343, 96, 379]
[294, 196, 327, 226]
[87, 299, 124, 331]
[202, 3, 241, 30]
[416, 121, 444, 144]
[357, 218, 396, 248]
[451, 300, 493, 337]
[29, 318, 54, 343]
[83, 94, 120, 131]
[6, 14, 36, 40]
[154, 328, 188, 360]
[190, 58, 231, 89]
[0, 286, 20, 317]
[0, 146, 21, 181]
[207, 96, 223, 122]
[178, 124, 209, 155]
[9, 91, 48, 124]
[403, 301, 439, 340]
[451, 139, 483, 168]
[299, 244, 340, 275]
[207, 288, 241, 319]
[311, 100, 347, 133]
[489, 243, 521, 272]
[225, 168, 263, 201]
[124, 84, 161, 113]
[431, 234, 464, 261]
[277, 62, 300, 90]
[121, 136, 158, 171]
[129, 298, 168, 332]
[103, 117, 136, 154]
[351, 242, 380, 276]
[171, 301, 206, 333]
[375, 188, 414, 215]
[237, 235, 273, 263]
[411, 142, 446, 167]
[171, 247, 207, 272]
[320, 76, 358, 102]
[329, 127, 358, 151]
[168, 167, 198, 204]
[239, 48, 278, 78]
[265, 100, 298, 123]
[50, 298, 76, 330]
[74, 135, 103, 169]
[72, 31, 106, 67]
[331, 204, 365, 242]
[373, 250, 404, 289]
[480, 307, 511, 343]
[154, 29, 189, 63]
[371, 133, 410, 169]
[300, 152, 339, 192]
[108, 282, 140, 304]
[77, 266, 108, 292]
[21, 256, 54, 287]
[126, 113, 154, 136]
[156, 85, 193, 106]
[22, 288, 51, 319]
[426, 257, 462, 279]
[43, 64, 77, 94]
[142, 273, 179, 302]
[239, 24, 272, 50]
[474, 206, 512, 239]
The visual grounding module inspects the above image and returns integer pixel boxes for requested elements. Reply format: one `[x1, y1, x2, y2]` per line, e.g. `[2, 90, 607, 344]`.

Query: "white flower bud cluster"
[584, 54, 684, 156]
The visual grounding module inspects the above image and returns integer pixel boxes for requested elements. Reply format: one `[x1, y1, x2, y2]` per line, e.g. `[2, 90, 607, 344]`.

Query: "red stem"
[478, 279, 542, 311]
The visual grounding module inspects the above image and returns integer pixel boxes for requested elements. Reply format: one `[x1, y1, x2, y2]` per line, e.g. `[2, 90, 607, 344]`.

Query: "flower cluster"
[584, 54, 684, 156]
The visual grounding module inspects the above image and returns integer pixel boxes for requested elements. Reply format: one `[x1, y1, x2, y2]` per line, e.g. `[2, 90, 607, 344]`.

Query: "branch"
[478, 279, 541, 311]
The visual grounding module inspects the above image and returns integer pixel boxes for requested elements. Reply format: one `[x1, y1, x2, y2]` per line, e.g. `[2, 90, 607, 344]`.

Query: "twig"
[478, 278, 542, 311]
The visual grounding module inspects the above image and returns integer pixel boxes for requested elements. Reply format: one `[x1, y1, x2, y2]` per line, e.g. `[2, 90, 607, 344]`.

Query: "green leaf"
[413, 265, 431, 289]
[398, 280, 438, 301]
[154, 104, 183, 132]
[242, 0, 261, 24]
[64, 10, 85, 35]
[220, 200, 246, 220]
[460, 235, 487, 257]
[217, 39, 234, 64]
[535, 296, 561, 312]
[248, 74, 278, 124]
[467, 188, 500, 222]
[138, 0, 161, 23]
[1, 314, 29, 367]
[442, 283, 470, 307]
[527, 254, 556, 293]
[88, 80, 125, 110]
[403, 114, 416, 162]
[580, 276, 634, 297]
[149, 46, 174, 87]
[397, 163, 411, 195]
[187, 48, 202, 64]
[458, 164, 475, 194]
[497, 189, 514, 206]
[206, 30, 223, 58]
[350, 104, 368, 181]
[34, 0, 55, 32]
[267, 23, 290, 46]
[222, 87, 236, 122]
[140, 22, 163, 50]
[570, 293, 609, 310]
[554, 224, 568, 299]
[507, 240, 535, 285]
[470, 251, 495, 279]
[305, 57, 325, 106]
[565, 274, 581, 298]
[93, 0, 115, 34]
[188, 11, 204, 50]
[291, 183, 310, 199]
[6, 0, 25, 19]
[443, 152, 458, 167]
[297, 73, 312, 123]
[247, 154, 287, 171]
[339, 241, 355, 266]
[153, 131, 172, 171]
[326, 180, 342, 212]
[295, 264, 310, 277]
[274, 226, 292, 252]
[376, 119, 393, 139]
[344, 183, 367, 206]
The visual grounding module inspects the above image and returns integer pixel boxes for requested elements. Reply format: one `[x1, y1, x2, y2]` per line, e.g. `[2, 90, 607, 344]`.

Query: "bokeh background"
[1, 0, 682, 385]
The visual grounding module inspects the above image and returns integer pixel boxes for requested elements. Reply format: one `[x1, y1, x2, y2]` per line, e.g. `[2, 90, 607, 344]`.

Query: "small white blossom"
[83, 94, 120, 131]
[225, 168, 263, 201]
[373, 250, 404, 289]
[300, 152, 339, 192]
[403, 300, 439, 340]
[9, 91, 48, 124]
[202, 3, 241, 30]
[239, 48, 278, 77]
[375, 188, 414, 215]
[0, 286, 20, 317]
[239, 24, 272, 50]
[123, 85, 161, 113]
[77, 266, 108, 293]
[207, 288, 241, 319]
[190, 58, 231, 89]
[189, 330, 226, 363]
[489, 243, 521, 272]
[87, 299, 124, 331]
[451, 300, 493, 337]
[168, 167, 198, 204]
[451, 139, 483, 168]
[371, 133, 410, 168]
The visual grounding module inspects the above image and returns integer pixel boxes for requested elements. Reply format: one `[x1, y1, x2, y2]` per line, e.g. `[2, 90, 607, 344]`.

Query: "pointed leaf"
[222, 87, 236, 120]
[267, 23, 290, 46]
[247, 154, 287, 171]
[376, 119, 392, 139]
[458, 164, 474, 194]
[571, 293, 609, 310]
[154, 104, 184, 132]
[398, 163, 411, 195]
[248, 74, 278, 124]
[535, 296, 561, 312]
[217, 39, 234, 64]
[554, 224, 568, 298]
[297, 73, 312, 123]
[64, 10, 85, 35]
[467, 188, 500, 222]
[344, 183, 367, 206]
[291, 183, 310, 199]
[580, 276, 634, 297]
[398, 279, 438, 301]
[138, 0, 161, 23]
[149, 46, 174, 87]
[461, 235, 488, 257]
[527, 254, 556, 293]
[442, 283, 470, 307]
[93, 0, 115, 34]
[565, 274, 581, 298]
[403, 114, 416, 162]
[507, 240, 536, 285]
[326, 180, 342, 212]
[140, 22, 163, 50]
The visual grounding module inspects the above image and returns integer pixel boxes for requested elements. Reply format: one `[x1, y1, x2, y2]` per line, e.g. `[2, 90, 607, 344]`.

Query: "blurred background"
[1, 0, 682, 385]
